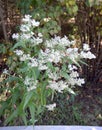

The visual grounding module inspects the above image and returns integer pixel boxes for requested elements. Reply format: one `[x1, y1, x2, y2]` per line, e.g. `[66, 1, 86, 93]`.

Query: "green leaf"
[12, 41, 26, 50]
[11, 93, 19, 105]
[79, 60, 88, 66]
[4, 76, 19, 84]
[23, 91, 33, 110]
[21, 112, 27, 125]
[40, 82, 47, 105]
[36, 105, 43, 115]
[19, 66, 28, 73]
[85, 0, 91, 7]
[61, 71, 69, 79]
[29, 103, 35, 126]
[0, 44, 6, 54]
[32, 67, 40, 80]
[73, 5, 78, 14]
[0, 102, 8, 117]
[67, 88, 76, 95]
[5, 108, 18, 125]
[85, 0, 97, 7]
[74, 61, 81, 68]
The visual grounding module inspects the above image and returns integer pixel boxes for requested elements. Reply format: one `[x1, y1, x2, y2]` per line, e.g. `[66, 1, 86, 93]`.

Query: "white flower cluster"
[45, 36, 75, 48]
[68, 65, 85, 86]
[46, 103, 56, 111]
[12, 15, 43, 45]
[24, 76, 38, 91]
[14, 50, 38, 67]
[48, 80, 68, 93]
[39, 49, 62, 64]
[46, 65, 85, 93]
[22, 15, 40, 27]
[80, 44, 96, 59]
[14, 50, 24, 56]
[12, 15, 96, 111]
[66, 48, 79, 63]
[14, 40, 96, 94]
[3, 69, 9, 75]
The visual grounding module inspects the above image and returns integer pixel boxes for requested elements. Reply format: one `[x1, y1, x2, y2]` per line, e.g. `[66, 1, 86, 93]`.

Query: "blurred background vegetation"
[0, 0, 102, 126]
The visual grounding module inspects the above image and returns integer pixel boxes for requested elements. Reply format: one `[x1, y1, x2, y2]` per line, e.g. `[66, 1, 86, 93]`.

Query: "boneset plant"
[1, 15, 96, 125]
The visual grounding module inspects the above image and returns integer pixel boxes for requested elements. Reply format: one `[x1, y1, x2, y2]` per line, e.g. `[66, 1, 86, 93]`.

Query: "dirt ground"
[76, 82, 102, 126]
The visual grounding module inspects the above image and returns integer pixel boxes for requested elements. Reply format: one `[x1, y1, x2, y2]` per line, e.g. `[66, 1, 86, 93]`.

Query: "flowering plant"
[1, 15, 96, 125]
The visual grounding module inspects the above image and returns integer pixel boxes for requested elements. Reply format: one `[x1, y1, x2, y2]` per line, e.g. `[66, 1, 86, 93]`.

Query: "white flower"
[46, 103, 56, 111]
[14, 50, 23, 56]
[68, 65, 77, 71]
[83, 44, 90, 51]
[45, 36, 72, 48]
[38, 33, 43, 37]
[73, 48, 78, 52]
[86, 51, 96, 59]
[66, 48, 79, 62]
[24, 76, 38, 91]
[35, 37, 43, 44]
[20, 25, 30, 32]
[28, 58, 38, 67]
[12, 33, 19, 40]
[20, 54, 30, 61]
[24, 76, 31, 85]
[61, 36, 70, 46]
[76, 78, 85, 86]
[57, 81, 68, 93]
[68, 76, 85, 86]
[80, 51, 96, 59]
[68, 77, 76, 86]
[80, 51, 86, 58]
[38, 55, 48, 70]
[3, 69, 9, 74]
[39, 49, 50, 57]
[47, 71, 59, 80]
[48, 81, 58, 91]
[27, 85, 37, 91]
[38, 64, 48, 70]
[70, 71, 79, 78]
[21, 33, 32, 39]
[31, 19, 40, 27]
[31, 37, 43, 45]
[22, 15, 31, 22]
[48, 50, 61, 63]
[67, 48, 78, 54]
[70, 40, 76, 45]
[48, 80, 68, 93]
